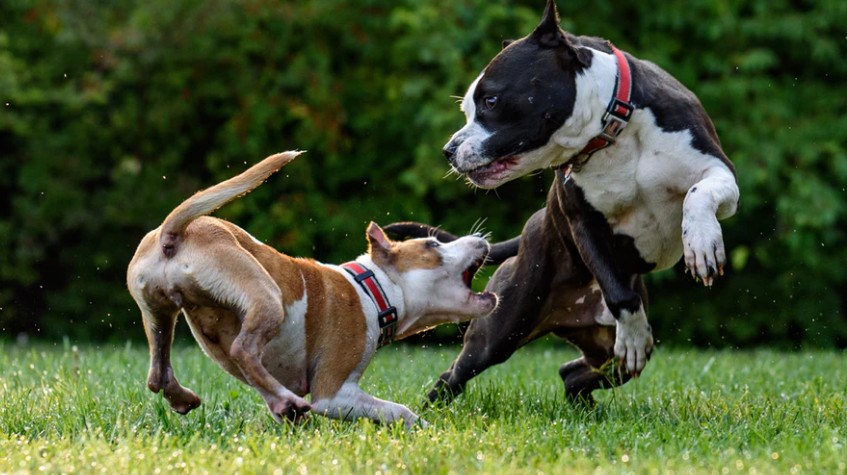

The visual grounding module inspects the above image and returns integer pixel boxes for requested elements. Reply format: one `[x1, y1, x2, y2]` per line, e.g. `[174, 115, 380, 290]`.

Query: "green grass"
[1, 340, 846, 474]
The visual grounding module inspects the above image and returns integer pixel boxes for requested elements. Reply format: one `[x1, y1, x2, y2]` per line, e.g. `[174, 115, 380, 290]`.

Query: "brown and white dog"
[126, 151, 497, 427]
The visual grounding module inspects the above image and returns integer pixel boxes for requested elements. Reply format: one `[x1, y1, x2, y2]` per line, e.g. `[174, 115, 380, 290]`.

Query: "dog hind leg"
[557, 277, 646, 403]
[427, 255, 550, 405]
[229, 308, 311, 422]
[558, 326, 630, 405]
[190, 243, 311, 423]
[140, 305, 202, 414]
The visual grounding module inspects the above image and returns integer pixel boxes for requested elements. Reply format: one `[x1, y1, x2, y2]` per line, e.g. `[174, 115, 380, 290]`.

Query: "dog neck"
[336, 255, 407, 348]
[567, 44, 634, 171]
[551, 47, 622, 161]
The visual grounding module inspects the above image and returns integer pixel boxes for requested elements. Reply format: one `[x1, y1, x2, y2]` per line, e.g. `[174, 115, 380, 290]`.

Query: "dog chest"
[571, 110, 725, 270]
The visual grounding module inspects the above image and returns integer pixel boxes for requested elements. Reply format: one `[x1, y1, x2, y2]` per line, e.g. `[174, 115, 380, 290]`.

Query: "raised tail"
[160, 150, 303, 257]
[383, 221, 520, 265]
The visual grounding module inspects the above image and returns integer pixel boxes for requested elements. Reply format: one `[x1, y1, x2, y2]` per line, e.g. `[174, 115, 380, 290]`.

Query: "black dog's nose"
[442, 142, 458, 163]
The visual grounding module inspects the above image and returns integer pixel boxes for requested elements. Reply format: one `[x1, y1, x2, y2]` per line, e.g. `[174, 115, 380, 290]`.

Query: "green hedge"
[1, 0, 844, 347]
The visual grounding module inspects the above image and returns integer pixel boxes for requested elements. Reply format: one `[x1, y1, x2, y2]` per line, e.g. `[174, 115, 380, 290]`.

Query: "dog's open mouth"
[466, 155, 520, 186]
[461, 254, 497, 306]
[462, 257, 484, 289]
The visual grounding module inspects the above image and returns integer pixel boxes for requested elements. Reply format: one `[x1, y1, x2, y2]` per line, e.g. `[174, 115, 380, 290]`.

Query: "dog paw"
[613, 308, 653, 375]
[156, 369, 202, 414]
[268, 395, 311, 423]
[682, 214, 726, 287]
[166, 389, 202, 415]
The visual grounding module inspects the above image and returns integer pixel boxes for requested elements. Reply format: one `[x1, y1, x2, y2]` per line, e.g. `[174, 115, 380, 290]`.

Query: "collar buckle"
[599, 97, 634, 142]
[377, 307, 397, 342]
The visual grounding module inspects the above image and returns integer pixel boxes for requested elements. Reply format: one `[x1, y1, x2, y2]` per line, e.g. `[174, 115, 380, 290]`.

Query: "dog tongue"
[462, 270, 472, 287]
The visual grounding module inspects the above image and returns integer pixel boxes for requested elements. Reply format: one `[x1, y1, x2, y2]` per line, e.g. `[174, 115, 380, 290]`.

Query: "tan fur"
[160, 152, 300, 240]
[127, 151, 497, 427]
[300, 261, 367, 400]
[390, 240, 443, 272]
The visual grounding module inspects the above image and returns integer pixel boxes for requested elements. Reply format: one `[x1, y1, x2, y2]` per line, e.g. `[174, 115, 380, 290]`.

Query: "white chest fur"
[571, 108, 729, 270]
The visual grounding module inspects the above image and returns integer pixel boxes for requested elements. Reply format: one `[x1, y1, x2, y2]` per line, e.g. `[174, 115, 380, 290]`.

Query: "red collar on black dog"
[563, 43, 634, 178]
[341, 262, 398, 347]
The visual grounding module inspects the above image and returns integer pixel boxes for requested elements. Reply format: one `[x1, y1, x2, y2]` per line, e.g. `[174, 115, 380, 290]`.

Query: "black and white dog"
[386, 0, 739, 404]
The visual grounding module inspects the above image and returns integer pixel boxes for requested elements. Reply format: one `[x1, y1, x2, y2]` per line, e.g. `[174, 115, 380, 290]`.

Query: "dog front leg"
[682, 166, 740, 286]
[312, 382, 424, 429]
[560, 181, 653, 376]
[426, 312, 530, 406]
[140, 306, 201, 414]
[569, 244, 652, 376]
[428, 244, 552, 405]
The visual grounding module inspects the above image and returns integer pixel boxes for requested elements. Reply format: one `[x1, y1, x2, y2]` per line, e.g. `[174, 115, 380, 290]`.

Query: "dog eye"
[426, 240, 441, 248]
[483, 96, 498, 110]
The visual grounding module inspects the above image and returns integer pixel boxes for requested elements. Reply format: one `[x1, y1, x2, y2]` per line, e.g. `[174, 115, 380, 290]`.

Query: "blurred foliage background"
[0, 0, 845, 347]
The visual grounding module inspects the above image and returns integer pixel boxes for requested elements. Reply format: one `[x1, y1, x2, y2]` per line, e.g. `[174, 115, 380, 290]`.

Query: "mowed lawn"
[1, 339, 845, 474]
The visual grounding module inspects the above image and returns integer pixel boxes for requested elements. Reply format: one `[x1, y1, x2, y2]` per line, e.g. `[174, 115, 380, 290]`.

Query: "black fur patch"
[561, 179, 655, 276]
[473, 36, 589, 161]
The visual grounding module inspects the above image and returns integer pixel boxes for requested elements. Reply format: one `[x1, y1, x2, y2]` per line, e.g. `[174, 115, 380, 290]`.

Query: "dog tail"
[486, 236, 520, 264]
[383, 221, 520, 265]
[159, 150, 303, 257]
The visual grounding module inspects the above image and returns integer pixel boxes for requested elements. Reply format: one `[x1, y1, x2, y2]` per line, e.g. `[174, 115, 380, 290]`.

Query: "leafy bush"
[0, 0, 844, 347]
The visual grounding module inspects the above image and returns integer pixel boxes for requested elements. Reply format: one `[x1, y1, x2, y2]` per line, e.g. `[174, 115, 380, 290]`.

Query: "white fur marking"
[450, 74, 494, 172]
[262, 275, 308, 392]
[613, 305, 653, 374]
[311, 381, 421, 428]
[589, 281, 616, 326]
[460, 73, 482, 121]
[681, 165, 738, 285]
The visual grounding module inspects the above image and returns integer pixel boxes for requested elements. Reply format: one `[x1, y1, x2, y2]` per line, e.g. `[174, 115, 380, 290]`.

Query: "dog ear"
[502, 39, 515, 49]
[530, 0, 567, 49]
[366, 222, 394, 260]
